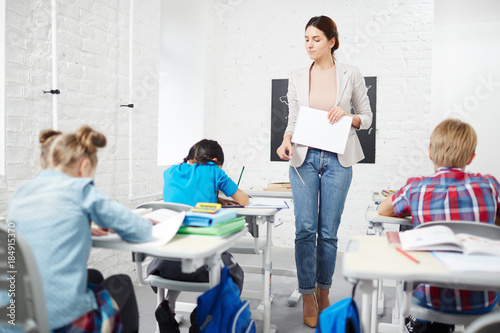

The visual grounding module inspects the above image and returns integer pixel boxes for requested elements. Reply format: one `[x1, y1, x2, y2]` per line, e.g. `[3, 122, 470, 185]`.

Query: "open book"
[92, 209, 185, 246]
[387, 225, 500, 256]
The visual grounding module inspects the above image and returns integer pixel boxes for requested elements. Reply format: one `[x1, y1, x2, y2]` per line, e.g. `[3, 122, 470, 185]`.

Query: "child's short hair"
[39, 125, 107, 169]
[183, 139, 224, 166]
[430, 118, 477, 168]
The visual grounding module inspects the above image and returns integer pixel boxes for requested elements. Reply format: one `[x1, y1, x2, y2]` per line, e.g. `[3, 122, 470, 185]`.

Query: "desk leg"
[261, 215, 275, 333]
[372, 223, 386, 319]
[359, 279, 375, 333]
[397, 284, 412, 333]
[207, 254, 222, 288]
[371, 280, 378, 333]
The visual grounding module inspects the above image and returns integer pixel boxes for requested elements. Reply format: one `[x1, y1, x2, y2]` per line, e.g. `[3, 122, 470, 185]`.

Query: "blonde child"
[7, 126, 153, 332]
[378, 119, 500, 332]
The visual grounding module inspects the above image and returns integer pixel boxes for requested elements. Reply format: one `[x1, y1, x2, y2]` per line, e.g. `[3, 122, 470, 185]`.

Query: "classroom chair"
[465, 311, 500, 333]
[134, 201, 211, 331]
[0, 222, 49, 332]
[399, 221, 500, 331]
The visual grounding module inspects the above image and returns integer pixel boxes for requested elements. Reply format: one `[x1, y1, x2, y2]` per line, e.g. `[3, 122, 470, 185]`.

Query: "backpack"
[196, 266, 255, 333]
[316, 283, 360, 333]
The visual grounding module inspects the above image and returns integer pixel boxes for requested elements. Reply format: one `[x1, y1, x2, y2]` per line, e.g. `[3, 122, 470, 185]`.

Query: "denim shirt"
[7, 169, 152, 329]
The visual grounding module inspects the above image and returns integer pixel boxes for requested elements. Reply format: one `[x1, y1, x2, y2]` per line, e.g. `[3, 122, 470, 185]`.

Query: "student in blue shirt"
[148, 139, 249, 330]
[7, 126, 153, 333]
[162, 139, 249, 206]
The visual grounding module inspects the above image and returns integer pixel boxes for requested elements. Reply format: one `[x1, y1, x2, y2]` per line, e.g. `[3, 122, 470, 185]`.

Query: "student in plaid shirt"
[378, 118, 500, 332]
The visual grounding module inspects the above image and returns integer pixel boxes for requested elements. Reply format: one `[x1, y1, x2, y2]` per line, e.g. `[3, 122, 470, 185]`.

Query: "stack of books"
[178, 208, 245, 237]
[263, 182, 292, 192]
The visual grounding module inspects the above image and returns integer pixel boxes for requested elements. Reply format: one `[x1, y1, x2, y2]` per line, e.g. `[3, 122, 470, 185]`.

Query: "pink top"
[309, 65, 337, 111]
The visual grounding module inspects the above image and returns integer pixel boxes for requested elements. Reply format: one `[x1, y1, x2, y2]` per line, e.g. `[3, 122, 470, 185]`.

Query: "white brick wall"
[1, 0, 434, 277]
[204, 0, 435, 251]
[2, 0, 163, 277]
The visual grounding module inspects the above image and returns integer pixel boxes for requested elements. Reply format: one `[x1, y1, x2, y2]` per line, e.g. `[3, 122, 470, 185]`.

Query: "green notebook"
[177, 216, 246, 236]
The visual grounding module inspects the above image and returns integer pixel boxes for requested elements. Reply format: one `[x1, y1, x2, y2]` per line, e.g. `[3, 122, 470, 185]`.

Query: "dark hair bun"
[306, 15, 339, 56]
[39, 129, 62, 145]
[75, 125, 107, 154]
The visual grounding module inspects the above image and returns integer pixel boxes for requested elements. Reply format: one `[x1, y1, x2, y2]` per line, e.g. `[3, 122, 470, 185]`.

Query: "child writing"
[7, 126, 153, 333]
[147, 139, 248, 329]
[378, 118, 500, 332]
[162, 138, 249, 206]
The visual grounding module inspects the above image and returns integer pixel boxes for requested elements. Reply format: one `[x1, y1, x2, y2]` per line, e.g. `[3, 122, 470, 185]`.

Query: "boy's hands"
[218, 197, 240, 206]
[377, 196, 397, 217]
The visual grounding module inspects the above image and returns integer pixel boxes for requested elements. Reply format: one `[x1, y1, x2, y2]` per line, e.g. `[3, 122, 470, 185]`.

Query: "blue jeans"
[289, 149, 352, 294]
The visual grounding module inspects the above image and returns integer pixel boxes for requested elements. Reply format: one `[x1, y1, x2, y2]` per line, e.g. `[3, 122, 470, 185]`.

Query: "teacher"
[276, 15, 372, 328]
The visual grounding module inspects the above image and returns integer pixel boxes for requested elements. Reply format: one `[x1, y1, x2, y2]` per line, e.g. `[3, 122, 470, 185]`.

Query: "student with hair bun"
[8, 125, 153, 333]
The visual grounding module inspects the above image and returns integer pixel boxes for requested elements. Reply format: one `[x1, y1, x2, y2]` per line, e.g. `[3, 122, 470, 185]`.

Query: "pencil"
[396, 247, 419, 264]
[237, 166, 245, 186]
[293, 165, 305, 185]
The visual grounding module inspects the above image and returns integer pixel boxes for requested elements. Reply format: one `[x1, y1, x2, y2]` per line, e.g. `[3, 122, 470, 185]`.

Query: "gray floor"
[134, 247, 398, 333]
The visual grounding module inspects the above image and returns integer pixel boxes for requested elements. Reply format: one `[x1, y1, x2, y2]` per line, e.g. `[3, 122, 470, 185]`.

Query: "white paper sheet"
[92, 210, 185, 246]
[291, 106, 353, 154]
[433, 252, 500, 272]
[247, 197, 289, 209]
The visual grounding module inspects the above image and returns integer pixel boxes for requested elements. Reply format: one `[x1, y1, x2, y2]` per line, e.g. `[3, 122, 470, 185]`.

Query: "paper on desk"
[92, 210, 185, 246]
[433, 252, 500, 272]
[247, 197, 289, 209]
[291, 106, 353, 154]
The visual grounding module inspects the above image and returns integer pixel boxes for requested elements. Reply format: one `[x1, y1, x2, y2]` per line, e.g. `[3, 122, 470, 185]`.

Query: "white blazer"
[285, 62, 373, 168]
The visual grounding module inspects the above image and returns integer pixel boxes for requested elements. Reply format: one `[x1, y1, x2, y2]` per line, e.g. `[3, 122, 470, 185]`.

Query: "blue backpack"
[197, 266, 255, 333]
[316, 284, 360, 333]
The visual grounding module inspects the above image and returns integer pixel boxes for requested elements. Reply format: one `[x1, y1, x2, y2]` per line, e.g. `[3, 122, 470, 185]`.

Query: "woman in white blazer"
[277, 15, 372, 328]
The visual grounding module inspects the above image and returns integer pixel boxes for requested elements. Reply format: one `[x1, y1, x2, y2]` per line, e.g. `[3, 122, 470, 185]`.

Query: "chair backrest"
[465, 311, 500, 333]
[136, 201, 193, 212]
[0, 222, 49, 332]
[415, 221, 500, 240]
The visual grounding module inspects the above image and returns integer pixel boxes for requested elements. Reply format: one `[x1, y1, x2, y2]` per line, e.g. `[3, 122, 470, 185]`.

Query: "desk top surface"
[365, 206, 413, 225]
[232, 207, 280, 216]
[243, 188, 293, 199]
[92, 228, 247, 259]
[343, 235, 500, 290]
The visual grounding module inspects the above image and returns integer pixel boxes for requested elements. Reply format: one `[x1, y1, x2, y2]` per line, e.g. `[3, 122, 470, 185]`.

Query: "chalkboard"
[270, 77, 377, 163]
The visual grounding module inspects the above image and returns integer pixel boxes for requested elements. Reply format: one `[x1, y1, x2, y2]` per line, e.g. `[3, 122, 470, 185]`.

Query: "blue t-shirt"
[163, 162, 238, 206]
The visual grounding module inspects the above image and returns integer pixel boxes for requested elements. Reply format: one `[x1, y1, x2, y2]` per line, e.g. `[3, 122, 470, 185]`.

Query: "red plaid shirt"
[392, 167, 500, 313]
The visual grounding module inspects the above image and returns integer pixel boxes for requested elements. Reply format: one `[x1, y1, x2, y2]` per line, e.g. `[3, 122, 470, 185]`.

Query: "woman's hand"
[277, 134, 293, 160]
[327, 106, 348, 124]
[327, 106, 361, 128]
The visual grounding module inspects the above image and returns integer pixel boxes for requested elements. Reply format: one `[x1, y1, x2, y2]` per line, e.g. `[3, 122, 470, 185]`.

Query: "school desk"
[220, 188, 296, 333]
[229, 207, 282, 333]
[343, 235, 500, 333]
[365, 205, 413, 330]
[365, 206, 413, 236]
[92, 228, 248, 289]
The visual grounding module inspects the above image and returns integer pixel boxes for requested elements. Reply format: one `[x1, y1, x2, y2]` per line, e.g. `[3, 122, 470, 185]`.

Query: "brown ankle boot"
[302, 293, 318, 328]
[316, 287, 330, 314]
